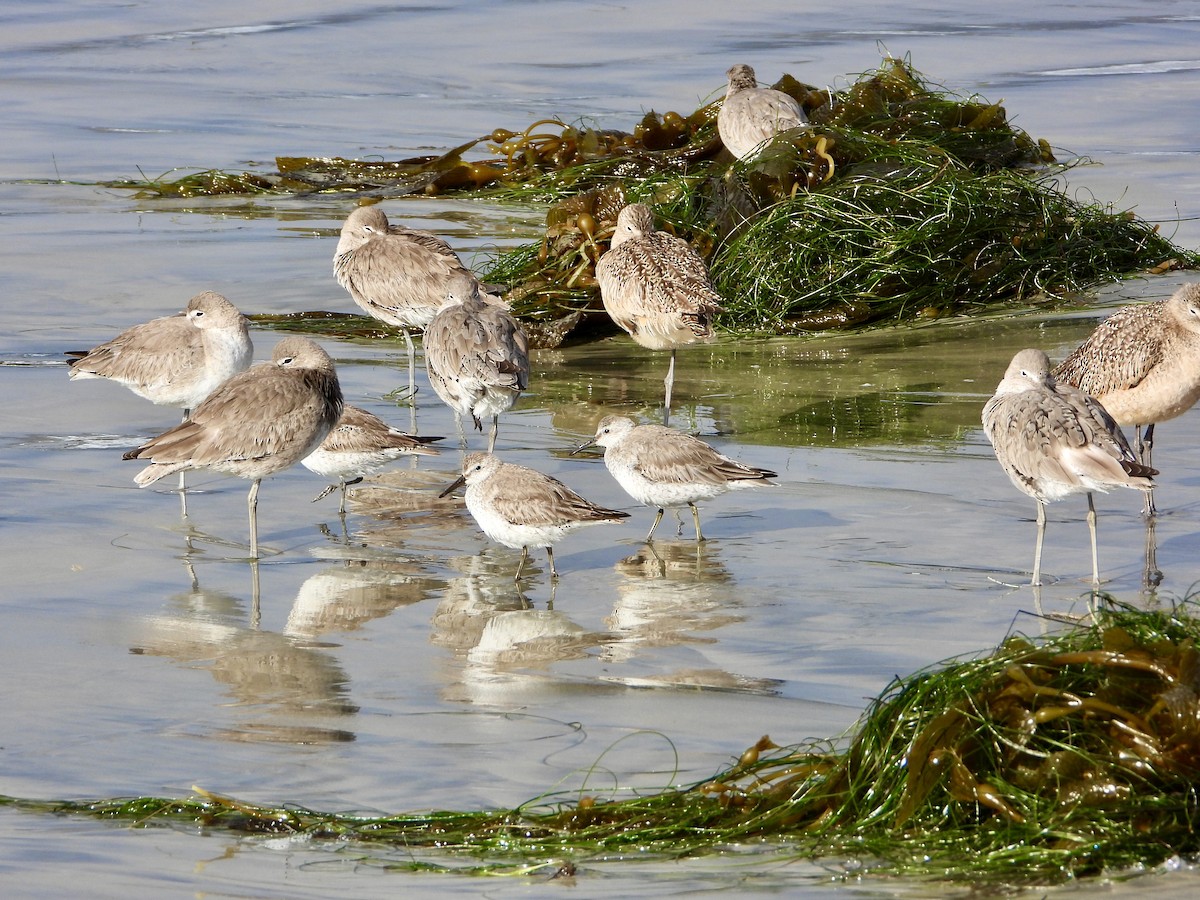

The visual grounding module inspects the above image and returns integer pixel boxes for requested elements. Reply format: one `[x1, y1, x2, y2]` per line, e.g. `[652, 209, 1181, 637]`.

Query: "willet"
[333, 205, 477, 400]
[1053, 282, 1200, 514]
[573, 415, 776, 541]
[594, 203, 723, 426]
[439, 453, 629, 581]
[424, 272, 529, 452]
[124, 336, 344, 559]
[982, 348, 1156, 587]
[67, 290, 253, 419]
[302, 404, 442, 514]
[717, 63, 808, 161]
[68, 290, 253, 516]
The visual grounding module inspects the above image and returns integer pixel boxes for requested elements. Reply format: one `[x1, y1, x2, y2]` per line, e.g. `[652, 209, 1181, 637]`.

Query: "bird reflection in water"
[129, 554, 358, 745]
[604, 540, 781, 695]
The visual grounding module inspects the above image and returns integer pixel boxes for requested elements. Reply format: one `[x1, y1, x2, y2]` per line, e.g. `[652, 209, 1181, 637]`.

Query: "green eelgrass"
[6, 597, 1200, 885]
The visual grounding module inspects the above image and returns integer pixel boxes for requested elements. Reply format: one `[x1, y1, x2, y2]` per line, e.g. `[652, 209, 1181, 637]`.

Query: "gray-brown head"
[996, 349, 1054, 395]
[438, 451, 500, 497]
[725, 63, 758, 95]
[185, 291, 247, 331]
[271, 336, 337, 373]
[590, 415, 636, 449]
[439, 270, 485, 311]
[335, 205, 391, 256]
[1166, 282, 1200, 334]
[609, 203, 656, 250]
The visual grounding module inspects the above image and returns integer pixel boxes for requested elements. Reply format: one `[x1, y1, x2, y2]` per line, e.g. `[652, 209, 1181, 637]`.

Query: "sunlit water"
[3, 2, 1200, 896]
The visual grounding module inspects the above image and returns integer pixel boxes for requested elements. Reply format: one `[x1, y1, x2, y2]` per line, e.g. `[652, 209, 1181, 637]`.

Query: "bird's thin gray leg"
[645, 508, 665, 543]
[689, 502, 705, 542]
[663, 350, 677, 427]
[338, 481, 348, 516]
[247, 478, 262, 559]
[546, 546, 559, 580]
[1086, 492, 1099, 588]
[513, 545, 529, 582]
[1141, 423, 1157, 517]
[488, 415, 499, 454]
[1032, 500, 1046, 587]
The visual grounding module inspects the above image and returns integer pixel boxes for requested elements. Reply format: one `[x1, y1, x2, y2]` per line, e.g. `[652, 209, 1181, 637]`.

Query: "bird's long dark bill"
[438, 474, 467, 498]
[569, 438, 597, 456]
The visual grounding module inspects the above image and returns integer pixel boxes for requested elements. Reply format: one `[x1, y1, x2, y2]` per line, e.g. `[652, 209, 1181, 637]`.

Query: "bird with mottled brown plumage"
[982, 348, 1155, 587]
[717, 63, 808, 161]
[424, 272, 529, 452]
[573, 415, 776, 542]
[333, 205, 478, 397]
[67, 290, 252, 419]
[595, 203, 723, 426]
[302, 405, 442, 514]
[125, 336, 344, 558]
[1054, 283, 1200, 514]
[439, 452, 628, 582]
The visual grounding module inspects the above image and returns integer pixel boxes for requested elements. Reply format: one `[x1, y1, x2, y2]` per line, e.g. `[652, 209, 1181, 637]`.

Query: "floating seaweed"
[6, 598, 1200, 886]
[102, 58, 1197, 338]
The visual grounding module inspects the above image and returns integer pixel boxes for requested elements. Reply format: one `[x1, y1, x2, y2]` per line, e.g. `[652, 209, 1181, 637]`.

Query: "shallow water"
[3, 1, 1200, 895]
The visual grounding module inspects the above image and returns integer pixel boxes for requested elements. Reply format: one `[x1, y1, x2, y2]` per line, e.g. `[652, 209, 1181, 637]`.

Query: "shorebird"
[717, 63, 808, 161]
[573, 415, 776, 541]
[594, 203, 723, 426]
[1053, 283, 1200, 514]
[424, 272, 529, 451]
[302, 404, 442, 514]
[333, 205, 477, 398]
[124, 337, 344, 558]
[67, 290, 252, 420]
[439, 453, 629, 581]
[982, 349, 1156, 587]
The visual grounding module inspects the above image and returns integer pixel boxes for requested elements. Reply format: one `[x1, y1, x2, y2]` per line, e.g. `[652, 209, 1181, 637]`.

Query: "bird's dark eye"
[194, 310, 204, 317]
[281, 356, 295, 365]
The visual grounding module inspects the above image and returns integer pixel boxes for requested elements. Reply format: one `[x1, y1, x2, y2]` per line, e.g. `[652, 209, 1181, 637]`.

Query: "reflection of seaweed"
[103, 59, 1195, 339]
[26, 599, 1200, 885]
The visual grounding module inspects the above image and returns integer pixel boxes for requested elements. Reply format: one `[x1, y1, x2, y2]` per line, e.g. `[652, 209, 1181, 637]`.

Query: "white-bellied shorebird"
[333, 205, 477, 398]
[302, 404, 442, 513]
[573, 415, 776, 541]
[1054, 283, 1200, 515]
[594, 203, 722, 426]
[424, 272, 529, 452]
[125, 336, 344, 558]
[439, 453, 628, 581]
[982, 348, 1156, 586]
[67, 290, 252, 419]
[717, 63, 808, 161]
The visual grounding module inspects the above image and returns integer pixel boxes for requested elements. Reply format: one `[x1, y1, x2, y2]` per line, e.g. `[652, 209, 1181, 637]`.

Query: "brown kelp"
[6, 597, 1200, 885]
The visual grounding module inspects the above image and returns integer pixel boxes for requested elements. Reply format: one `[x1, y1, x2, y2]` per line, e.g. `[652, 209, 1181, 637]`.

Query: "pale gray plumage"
[982, 348, 1156, 586]
[424, 272, 529, 452]
[302, 404, 442, 513]
[439, 452, 628, 581]
[573, 415, 776, 541]
[333, 205, 477, 396]
[125, 336, 344, 558]
[67, 290, 252, 418]
[1054, 283, 1200, 514]
[595, 203, 723, 426]
[717, 63, 808, 160]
